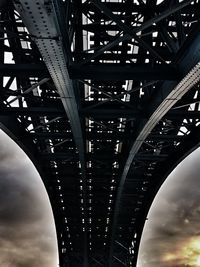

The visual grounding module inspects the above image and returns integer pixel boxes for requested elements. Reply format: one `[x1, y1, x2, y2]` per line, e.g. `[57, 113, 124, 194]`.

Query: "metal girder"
[80, 108, 200, 120]
[81, 0, 193, 64]
[41, 152, 121, 161]
[13, 1, 89, 265]
[41, 152, 77, 161]
[69, 64, 179, 81]
[30, 131, 184, 142]
[91, 0, 160, 62]
[8, 77, 50, 105]
[76, 50, 174, 61]
[0, 106, 65, 116]
[0, 63, 47, 77]
[30, 132, 71, 139]
[135, 153, 168, 161]
[13, 0, 84, 156]
[133, 125, 200, 267]
[83, 1, 199, 14]
[107, 27, 200, 266]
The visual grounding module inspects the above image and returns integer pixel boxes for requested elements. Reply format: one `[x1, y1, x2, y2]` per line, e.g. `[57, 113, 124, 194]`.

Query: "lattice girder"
[0, 1, 200, 266]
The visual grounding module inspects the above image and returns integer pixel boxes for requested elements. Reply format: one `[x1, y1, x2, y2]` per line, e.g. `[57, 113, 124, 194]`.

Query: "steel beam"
[81, 0, 193, 64]
[134, 125, 200, 267]
[107, 27, 200, 267]
[83, 1, 199, 13]
[30, 131, 184, 142]
[8, 78, 50, 105]
[13, 1, 89, 265]
[69, 64, 179, 81]
[91, 0, 165, 62]
[0, 63, 47, 77]
[0, 106, 65, 116]
[80, 108, 200, 119]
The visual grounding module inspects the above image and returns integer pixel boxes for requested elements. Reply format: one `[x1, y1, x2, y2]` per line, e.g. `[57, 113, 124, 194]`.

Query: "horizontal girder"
[69, 64, 179, 81]
[0, 63, 179, 81]
[0, 63, 47, 77]
[1, 106, 200, 120]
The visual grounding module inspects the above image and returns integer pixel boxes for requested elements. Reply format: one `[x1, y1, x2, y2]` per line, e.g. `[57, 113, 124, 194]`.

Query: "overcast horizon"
[0, 130, 58, 267]
[137, 147, 200, 267]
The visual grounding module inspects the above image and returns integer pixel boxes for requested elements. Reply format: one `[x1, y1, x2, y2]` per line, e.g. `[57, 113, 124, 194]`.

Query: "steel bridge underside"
[0, 0, 200, 266]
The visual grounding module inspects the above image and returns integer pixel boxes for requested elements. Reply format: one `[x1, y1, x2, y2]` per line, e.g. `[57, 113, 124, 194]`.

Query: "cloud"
[137, 148, 200, 267]
[0, 130, 58, 267]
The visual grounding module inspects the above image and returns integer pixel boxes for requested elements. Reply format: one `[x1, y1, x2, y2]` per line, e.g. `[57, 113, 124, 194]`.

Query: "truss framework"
[0, 0, 200, 266]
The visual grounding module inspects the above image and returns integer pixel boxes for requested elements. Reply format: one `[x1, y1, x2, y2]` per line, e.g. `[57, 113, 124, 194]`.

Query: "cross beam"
[69, 64, 179, 81]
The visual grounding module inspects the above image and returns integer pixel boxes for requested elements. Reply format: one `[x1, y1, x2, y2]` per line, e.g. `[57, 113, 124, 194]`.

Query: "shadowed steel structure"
[0, 0, 200, 266]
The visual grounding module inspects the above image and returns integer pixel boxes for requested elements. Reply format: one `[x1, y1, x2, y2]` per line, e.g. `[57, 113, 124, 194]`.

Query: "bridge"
[0, 0, 200, 266]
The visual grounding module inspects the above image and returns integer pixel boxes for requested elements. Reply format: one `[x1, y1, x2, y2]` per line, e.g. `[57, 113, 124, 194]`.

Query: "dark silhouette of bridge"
[0, 0, 200, 266]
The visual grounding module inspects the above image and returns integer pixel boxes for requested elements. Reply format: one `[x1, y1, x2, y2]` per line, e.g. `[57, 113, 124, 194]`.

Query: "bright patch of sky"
[138, 147, 200, 267]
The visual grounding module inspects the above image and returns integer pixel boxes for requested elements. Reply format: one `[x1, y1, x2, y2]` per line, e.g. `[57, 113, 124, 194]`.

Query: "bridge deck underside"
[0, 0, 200, 266]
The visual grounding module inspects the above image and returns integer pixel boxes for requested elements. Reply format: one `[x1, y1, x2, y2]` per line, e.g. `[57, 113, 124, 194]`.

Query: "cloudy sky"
[0, 130, 58, 267]
[0, 129, 200, 267]
[137, 147, 200, 267]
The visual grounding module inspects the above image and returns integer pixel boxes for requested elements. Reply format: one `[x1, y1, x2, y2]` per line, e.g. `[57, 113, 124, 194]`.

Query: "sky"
[0, 130, 58, 267]
[0, 129, 200, 267]
[137, 147, 200, 267]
